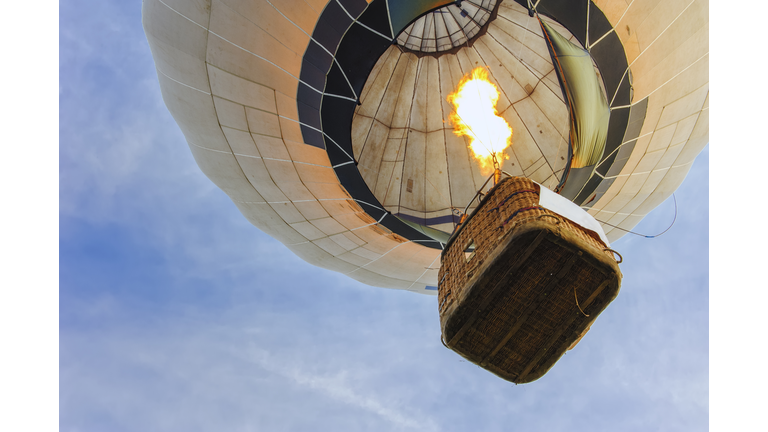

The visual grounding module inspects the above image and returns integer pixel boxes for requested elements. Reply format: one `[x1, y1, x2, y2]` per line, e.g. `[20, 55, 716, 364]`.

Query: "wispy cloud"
[249, 347, 438, 431]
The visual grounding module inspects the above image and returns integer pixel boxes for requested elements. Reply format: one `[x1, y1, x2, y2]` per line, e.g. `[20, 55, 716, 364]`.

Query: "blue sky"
[52, 1, 718, 430]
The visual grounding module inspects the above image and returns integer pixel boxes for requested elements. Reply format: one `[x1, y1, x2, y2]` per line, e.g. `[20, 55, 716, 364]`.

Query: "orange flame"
[447, 67, 513, 174]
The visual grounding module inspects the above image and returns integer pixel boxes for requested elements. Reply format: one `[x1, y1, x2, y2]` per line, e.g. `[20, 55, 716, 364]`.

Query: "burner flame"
[447, 67, 513, 174]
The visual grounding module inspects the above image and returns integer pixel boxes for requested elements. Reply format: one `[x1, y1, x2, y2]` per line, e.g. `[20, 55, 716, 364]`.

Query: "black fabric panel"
[613, 63, 632, 108]
[355, 201, 386, 220]
[302, 40, 333, 79]
[395, 212, 461, 226]
[333, 164, 383, 215]
[596, 149, 618, 177]
[297, 82, 322, 110]
[321, 0, 355, 29]
[587, 1, 613, 49]
[297, 101, 322, 130]
[574, 173, 602, 205]
[559, 165, 594, 201]
[599, 108, 631, 175]
[299, 59, 327, 92]
[628, 97, 649, 124]
[624, 109, 645, 140]
[313, 1, 351, 54]
[589, 32, 629, 105]
[583, 177, 615, 209]
[325, 139, 354, 165]
[335, 22, 393, 96]
[300, 124, 325, 149]
[356, 0, 393, 38]
[338, 0, 368, 18]
[324, 61, 357, 99]
[606, 138, 636, 177]
[601, 97, 647, 177]
[380, 215, 440, 247]
[319, 96, 356, 157]
[387, 0, 454, 35]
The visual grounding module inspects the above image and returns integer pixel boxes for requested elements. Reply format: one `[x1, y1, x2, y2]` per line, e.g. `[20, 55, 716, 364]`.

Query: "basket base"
[440, 219, 621, 384]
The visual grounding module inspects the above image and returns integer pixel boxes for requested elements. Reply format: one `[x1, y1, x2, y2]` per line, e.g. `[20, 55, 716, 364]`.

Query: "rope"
[499, 206, 542, 228]
[462, 171, 497, 215]
[596, 194, 678, 239]
[439, 295, 448, 312]
[574, 287, 589, 317]
[486, 189, 538, 213]
[440, 334, 449, 349]
[526, 0, 535, 16]
[603, 248, 623, 264]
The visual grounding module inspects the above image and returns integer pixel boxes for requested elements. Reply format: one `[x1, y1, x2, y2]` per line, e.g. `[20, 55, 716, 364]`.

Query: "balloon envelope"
[142, 0, 708, 292]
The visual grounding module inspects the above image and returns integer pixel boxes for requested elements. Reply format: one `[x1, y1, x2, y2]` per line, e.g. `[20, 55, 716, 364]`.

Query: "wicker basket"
[438, 177, 622, 384]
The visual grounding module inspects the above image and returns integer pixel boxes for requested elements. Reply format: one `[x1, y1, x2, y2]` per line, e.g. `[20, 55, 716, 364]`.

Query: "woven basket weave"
[438, 177, 621, 384]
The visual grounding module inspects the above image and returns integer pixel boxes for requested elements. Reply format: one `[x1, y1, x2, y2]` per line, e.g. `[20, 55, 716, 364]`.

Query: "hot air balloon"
[142, 0, 708, 382]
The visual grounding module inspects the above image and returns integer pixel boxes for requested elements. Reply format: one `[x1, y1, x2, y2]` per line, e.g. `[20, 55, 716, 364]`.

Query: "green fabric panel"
[396, 216, 453, 245]
[540, 20, 610, 169]
[387, 0, 455, 35]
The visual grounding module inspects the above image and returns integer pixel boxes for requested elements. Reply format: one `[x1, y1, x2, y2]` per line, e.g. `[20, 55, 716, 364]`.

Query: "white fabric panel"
[537, 182, 611, 247]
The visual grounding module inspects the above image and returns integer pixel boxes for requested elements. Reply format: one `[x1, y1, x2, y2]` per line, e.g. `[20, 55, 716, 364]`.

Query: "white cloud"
[248, 347, 438, 431]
